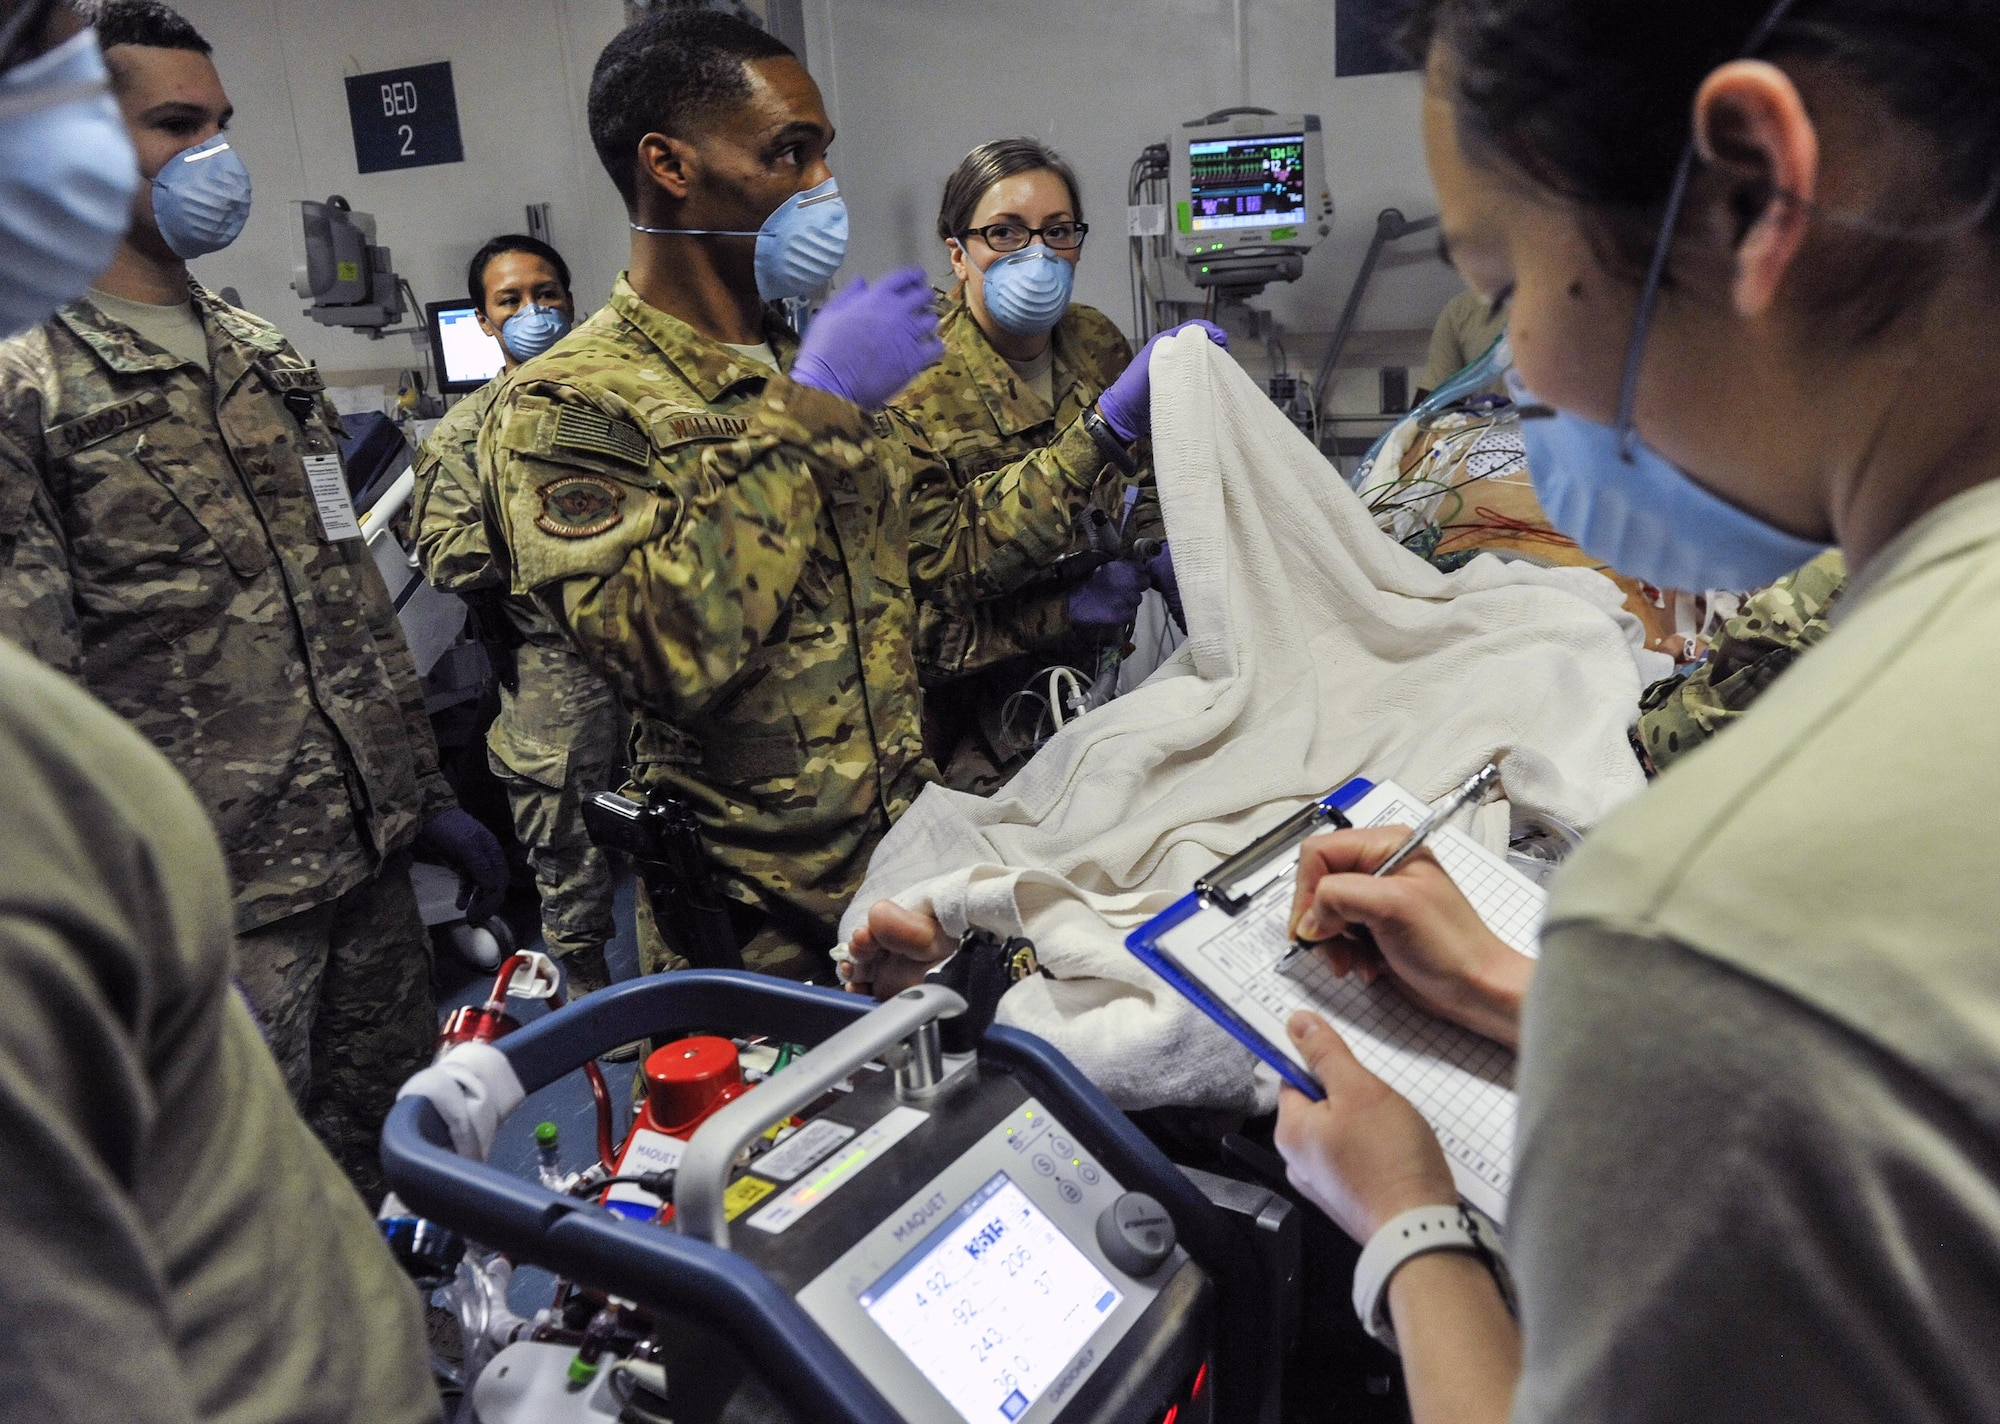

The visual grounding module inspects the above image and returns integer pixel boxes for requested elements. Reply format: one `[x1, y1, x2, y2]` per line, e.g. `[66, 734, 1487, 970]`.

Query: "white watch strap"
[1351, 1203, 1509, 1352]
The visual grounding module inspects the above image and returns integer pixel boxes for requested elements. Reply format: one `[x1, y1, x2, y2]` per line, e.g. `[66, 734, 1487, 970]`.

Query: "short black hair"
[82, 0, 210, 52]
[1406, 0, 2000, 266]
[466, 234, 573, 313]
[587, 9, 794, 209]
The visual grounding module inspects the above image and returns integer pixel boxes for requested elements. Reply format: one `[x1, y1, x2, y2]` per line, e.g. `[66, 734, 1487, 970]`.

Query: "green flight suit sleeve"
[896, 402, 1117, 608]
[0, 910, 209, 1424]
[0, 393, 83, 674]
[486, 373, 855, 723]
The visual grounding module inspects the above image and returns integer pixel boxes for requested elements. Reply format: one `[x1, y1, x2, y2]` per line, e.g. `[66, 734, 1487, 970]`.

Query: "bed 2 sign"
[344, 61, 464, 174]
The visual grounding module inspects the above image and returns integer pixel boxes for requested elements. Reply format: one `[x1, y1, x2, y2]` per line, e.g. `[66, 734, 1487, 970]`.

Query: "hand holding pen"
[1281, 764, 1531, 1048]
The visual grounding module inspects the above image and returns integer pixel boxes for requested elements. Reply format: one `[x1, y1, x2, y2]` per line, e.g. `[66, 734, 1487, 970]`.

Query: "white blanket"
[844, 333, 1662, 1113]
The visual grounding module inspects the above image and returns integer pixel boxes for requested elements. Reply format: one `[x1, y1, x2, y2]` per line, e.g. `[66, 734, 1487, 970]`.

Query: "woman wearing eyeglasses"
[893, 138, 1223, 793]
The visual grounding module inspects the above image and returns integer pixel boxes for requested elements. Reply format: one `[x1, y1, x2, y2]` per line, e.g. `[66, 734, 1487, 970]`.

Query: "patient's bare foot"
[843, 900, 955, 1000]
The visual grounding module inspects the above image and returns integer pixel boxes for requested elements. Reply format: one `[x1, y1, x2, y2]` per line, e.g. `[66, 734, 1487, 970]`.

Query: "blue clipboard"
[1125, 777, 1376, 1102]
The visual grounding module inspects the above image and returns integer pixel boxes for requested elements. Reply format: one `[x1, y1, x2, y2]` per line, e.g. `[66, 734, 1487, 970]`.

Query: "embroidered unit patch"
[535, 473, 625, 538]
[553, 405, 650, 467]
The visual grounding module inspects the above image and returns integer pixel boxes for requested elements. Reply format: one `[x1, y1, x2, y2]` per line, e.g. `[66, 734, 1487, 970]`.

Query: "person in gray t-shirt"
[1272, 3, 2000, 1422]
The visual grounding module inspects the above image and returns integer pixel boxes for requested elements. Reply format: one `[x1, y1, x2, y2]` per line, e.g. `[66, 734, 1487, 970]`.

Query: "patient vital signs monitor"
[1169, 110, 1332, 289]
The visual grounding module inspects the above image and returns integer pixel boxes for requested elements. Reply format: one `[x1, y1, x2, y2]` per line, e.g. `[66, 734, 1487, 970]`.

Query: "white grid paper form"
[1350, 784, 1545, 954]
[1153, 781, 1546, 1219]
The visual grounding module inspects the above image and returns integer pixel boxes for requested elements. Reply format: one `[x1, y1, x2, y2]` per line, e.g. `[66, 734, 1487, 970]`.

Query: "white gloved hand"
[396, 1040, 526, 1161]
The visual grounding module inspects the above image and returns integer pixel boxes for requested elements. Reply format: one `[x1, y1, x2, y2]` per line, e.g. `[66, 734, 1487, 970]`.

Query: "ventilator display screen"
[429, 301, 504, 390]
[1187, 133, 1308, 230]
[859, 1173, 1121, 1423]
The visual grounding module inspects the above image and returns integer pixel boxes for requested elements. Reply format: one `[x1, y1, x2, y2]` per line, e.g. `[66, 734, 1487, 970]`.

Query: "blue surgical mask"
[979, 246, 1073, 336]
[1517, 0, 1834, 592]
[1509, 371, 1830, 590]
[499, 304, 570, 362]
[629, 175, 849, 303]
[151, 137, 251, 259]
[0, 28, 139, 336]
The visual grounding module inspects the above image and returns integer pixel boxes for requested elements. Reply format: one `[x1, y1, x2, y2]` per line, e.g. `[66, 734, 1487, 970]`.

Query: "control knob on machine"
[1094, 1192, 1176, 1277]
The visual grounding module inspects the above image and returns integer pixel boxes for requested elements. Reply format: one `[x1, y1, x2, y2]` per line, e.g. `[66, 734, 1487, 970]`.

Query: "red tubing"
[486, 953, 532, 1011]
[545, 977, 620, 1170]
[582, 1061, 618, 1170]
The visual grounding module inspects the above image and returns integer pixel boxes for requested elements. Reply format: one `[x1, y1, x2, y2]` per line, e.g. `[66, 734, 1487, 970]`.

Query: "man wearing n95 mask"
[412, 235, 631, 1003]
[0, 0, 507, 1206]
[483, 11, 1117, 980]
[0, 2, 437, 1420]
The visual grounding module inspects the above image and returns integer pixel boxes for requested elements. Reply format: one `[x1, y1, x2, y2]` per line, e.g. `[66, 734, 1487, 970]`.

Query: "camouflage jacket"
[480, 275, 1100, 933]
[411, 373, 632, 787]
[414, 373, 582, 652]
[888, 294, 1155, 681]
[411, 377, 507, 593]
[1637, 550, 1848, 771]
[0, 286, 452, 931]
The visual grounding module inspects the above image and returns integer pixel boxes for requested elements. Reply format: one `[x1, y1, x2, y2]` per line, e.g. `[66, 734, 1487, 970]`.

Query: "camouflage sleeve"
[915, 583, 1075, 682]
[486, 375, 845, 722]
[0, 395, 82, 674]
[1636, 551, 1847, 771]
[895, 403, 1117, 608]
[350, 489, 455, 821]
[409, 425, 499, 593]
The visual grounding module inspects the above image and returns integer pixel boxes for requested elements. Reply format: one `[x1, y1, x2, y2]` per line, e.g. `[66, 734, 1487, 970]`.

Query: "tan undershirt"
[87, 287, 210, 371]
[724, 340, 779, 372]
[1005, 344, 1055, 408]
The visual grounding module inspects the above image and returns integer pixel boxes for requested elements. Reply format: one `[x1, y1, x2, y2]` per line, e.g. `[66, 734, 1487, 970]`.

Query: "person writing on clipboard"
[1268, 0, 2000, 1421]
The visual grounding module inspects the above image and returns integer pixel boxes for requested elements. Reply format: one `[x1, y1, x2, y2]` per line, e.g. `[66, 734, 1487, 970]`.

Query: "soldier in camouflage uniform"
[484, 15, 1137, 978]
[892, 140, 1167, 792]
[413, 235, 630, 996]
[0, 4, 504, 1201]
[894, 294, 1157, 791]
[1636, 550, 1848, 771]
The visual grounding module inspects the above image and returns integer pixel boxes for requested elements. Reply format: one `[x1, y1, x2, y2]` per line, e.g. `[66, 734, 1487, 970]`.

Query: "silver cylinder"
[893, 1020, 944, 1098]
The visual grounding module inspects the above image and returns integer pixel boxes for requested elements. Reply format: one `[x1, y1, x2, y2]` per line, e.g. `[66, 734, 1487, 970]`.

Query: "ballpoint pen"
[1278, 761, 1503, 968]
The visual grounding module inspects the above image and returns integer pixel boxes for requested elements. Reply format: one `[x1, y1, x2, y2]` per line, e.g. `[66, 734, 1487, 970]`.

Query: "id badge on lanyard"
[280, 383, 362, 542]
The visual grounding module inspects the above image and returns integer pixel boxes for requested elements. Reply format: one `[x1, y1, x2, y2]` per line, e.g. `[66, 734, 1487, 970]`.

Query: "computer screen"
[1185, 132, 1308, 231]
[426, 300, 505, 393]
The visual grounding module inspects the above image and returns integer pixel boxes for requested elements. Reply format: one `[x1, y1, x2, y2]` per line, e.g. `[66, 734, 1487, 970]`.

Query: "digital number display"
[860, 1174, 1121, 1423]
[1187, 133, 1308, 231]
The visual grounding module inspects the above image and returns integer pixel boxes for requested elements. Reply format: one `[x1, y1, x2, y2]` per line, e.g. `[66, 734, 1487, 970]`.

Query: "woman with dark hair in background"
[1268, 0, 2000, 1419]
[893, 138, 1223, 792]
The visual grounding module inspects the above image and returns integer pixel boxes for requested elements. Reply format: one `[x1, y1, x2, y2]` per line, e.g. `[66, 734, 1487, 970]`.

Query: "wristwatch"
[1351, 1202, 1514, 1352]
[1082, 404, 1140, 477]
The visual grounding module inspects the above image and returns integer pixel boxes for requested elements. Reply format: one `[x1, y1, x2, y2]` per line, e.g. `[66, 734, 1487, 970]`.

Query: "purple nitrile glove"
[1069, 558, 1148, 627]
[413, 807, 509, 926]
[790, 267, 946, 410]
[1143, 539, 1184, 630]
[1095, 319, 1229, 441]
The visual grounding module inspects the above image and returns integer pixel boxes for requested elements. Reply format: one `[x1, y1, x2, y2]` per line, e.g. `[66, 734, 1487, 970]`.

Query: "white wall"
[171, 0, 1460, 410]
[801, 0, 1464, 397]
[176, 0, 628, 381]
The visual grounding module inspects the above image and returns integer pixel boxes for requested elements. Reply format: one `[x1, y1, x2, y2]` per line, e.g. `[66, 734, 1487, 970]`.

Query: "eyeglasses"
[959, 220, 1089, 253]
